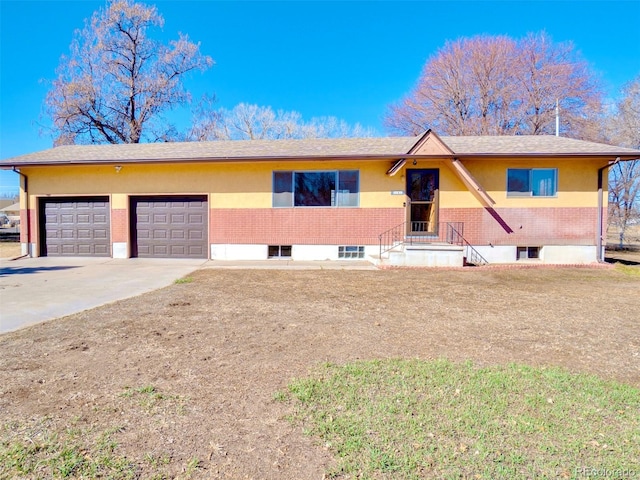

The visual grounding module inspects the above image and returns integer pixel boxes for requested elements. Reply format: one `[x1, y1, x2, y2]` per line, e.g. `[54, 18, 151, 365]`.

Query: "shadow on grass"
[0, 266, 79, 277]
[605, 243, 640, 266]
[605, 258, 640, 266]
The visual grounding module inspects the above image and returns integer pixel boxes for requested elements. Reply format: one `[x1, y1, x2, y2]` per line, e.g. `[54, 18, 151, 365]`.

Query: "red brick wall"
[210, 208, 405, 245]
[209, 206, 600, 247]
[111, 208, 128, 243]
[20, 209, 31, 243]
[18, 204, 601, 250]
[22, 208, 38, 245]
[440, 207, 600, 246]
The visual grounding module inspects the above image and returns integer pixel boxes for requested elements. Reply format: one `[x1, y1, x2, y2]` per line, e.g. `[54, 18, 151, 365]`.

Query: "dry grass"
[1, 267, 639, 478]
[0, 241, 21, 259]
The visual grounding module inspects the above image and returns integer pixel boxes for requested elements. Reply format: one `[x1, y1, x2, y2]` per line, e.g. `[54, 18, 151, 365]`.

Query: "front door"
[406, 169, 439, 235]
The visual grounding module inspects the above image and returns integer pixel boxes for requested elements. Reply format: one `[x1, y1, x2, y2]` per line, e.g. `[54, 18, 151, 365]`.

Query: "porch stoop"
[375, 221, 489, 267]
[370, 243, 464, 267]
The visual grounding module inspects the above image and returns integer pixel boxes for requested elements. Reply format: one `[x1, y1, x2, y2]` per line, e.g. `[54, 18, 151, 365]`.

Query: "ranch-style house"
[2, 130, 639, 266]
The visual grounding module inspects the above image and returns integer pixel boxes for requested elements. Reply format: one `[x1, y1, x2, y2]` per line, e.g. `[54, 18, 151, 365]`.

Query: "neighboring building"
[1, 131, 638, 266]
[0, 199, 15, 210]
[0, 202, 20, 225]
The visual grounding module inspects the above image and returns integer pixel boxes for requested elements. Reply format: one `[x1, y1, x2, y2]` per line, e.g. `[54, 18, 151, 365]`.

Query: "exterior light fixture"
[115, 165, 122, 173]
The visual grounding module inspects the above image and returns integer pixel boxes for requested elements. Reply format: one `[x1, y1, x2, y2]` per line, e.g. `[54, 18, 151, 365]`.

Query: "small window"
[517, 246, 540, 260]
[273, 172, 293, 208]
[336, 170, 359, 207]
[507, 169, 557, 197]
[338, 245, 365, 259]
[268, 245, 292, 258]
[273, 170, 359, 207]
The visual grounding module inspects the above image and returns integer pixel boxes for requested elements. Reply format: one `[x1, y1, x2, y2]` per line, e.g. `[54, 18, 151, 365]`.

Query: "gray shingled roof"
[442, 135, 640, 155]
[1, 137, 417, 165]
[1, 134, 638, 166]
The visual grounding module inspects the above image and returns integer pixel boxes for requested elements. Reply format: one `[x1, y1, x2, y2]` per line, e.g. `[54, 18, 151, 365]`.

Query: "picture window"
[273, 170, 359, 207]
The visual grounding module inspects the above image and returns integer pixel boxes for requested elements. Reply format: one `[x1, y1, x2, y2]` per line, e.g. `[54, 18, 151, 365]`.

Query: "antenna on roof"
[555, 99, 560, 137]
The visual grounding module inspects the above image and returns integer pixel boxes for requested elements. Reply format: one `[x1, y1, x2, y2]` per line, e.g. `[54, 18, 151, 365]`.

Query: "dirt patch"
[1, 267, 639, 478]
[0, 241, 22, 259]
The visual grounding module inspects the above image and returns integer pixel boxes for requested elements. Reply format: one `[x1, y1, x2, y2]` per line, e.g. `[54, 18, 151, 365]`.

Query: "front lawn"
[1, 267, 638, 478]
[282, 359, 639, 479]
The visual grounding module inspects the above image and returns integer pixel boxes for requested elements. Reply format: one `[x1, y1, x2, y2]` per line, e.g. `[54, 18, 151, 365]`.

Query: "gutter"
[12, 167, 30, 257]
[596, 158, 620, 262]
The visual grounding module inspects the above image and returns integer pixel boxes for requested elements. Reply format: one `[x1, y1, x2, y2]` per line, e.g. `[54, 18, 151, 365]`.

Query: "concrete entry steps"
[370, 243, 465, 267]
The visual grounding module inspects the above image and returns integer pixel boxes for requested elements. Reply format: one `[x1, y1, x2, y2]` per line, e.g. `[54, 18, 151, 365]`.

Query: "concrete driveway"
[0, 257, 207, 334]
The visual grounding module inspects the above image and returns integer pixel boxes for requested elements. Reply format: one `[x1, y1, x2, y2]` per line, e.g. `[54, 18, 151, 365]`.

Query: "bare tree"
[605, 76, 640, 247]
[605, 76, 640, 149]
[190, 101, 375, 140]
[46, 0, 213, 145]
[609, 161, 640, 248]
[385, 32, 603, 139]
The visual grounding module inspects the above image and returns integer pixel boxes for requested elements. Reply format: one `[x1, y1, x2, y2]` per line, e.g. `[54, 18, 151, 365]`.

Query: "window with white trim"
[517, 246, 540, 260]
[273, 170, 359, 207]
[507, 168, 557, 197]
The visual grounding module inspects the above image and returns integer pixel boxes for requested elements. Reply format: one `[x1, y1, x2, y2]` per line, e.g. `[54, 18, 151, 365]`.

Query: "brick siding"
[23, 204, 602, 249]
[440, 207, 600, 246]
[209, 206, 600, 247]
[111, 208, 128, 243]
[210, 208, 405, 245]
[21, 208, 33, 244]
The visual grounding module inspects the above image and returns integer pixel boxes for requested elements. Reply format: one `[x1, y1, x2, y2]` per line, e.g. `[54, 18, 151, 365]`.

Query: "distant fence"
[0, 229, 19, 242]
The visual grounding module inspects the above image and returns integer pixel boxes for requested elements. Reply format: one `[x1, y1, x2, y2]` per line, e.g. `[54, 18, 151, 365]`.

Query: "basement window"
[517, 246, 540, 260]
[268, 245, 292, 258]
[338, 245, 365, 259]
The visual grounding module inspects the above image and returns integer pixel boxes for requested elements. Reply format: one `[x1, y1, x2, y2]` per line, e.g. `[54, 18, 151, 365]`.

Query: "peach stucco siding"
[19, 157, 604, 210]
[17, 155, 607, 260]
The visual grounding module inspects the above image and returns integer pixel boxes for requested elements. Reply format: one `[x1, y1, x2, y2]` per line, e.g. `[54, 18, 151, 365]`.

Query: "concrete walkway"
[0, 257, 377, 334]
[201, 259, 377, 270]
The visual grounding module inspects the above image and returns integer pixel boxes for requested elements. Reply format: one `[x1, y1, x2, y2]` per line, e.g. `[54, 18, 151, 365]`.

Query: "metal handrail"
[378, 221, 466, 258]
[379, 221, 407, 257]
[447, 224, 489, 266]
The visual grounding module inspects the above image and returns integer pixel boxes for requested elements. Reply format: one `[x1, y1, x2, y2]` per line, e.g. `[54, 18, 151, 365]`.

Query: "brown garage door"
[131, 196, 208, 258]
[40, 197, 111, 256]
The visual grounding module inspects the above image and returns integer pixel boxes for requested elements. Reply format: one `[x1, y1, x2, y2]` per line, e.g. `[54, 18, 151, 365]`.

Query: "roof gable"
[409, 130, 454, 155]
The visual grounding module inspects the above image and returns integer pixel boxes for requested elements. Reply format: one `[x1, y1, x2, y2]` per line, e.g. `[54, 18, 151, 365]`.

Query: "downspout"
[12, 167, 30, 257]
[597, 158, 620, 262]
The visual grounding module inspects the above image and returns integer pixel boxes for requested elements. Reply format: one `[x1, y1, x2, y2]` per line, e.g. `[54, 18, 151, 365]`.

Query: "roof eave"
[450, 152, 640, 159]
[2, 151, 638, 168]
[2, 154, 412, 167]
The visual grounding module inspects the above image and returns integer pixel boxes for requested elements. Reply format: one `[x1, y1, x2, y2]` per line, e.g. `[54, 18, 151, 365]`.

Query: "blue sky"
[1, 0, 639, 195]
